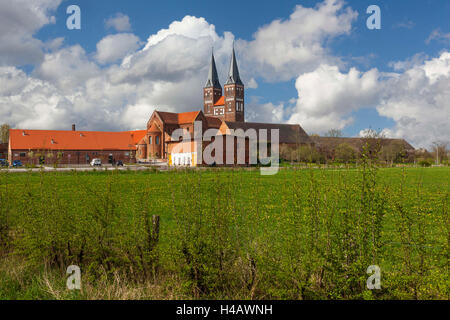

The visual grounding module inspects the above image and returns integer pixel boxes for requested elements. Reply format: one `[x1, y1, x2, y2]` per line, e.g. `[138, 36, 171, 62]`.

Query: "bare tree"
[0, 124, 11, 143]
[432, 141, 448, 165]
[324, 128, 343, 137]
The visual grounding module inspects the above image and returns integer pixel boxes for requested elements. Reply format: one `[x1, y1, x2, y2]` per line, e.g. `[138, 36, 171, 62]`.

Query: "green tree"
[335, 143, 356, 163]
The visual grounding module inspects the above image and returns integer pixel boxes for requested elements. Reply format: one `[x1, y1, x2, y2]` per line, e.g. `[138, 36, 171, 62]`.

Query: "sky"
[0, 0, 449, 148]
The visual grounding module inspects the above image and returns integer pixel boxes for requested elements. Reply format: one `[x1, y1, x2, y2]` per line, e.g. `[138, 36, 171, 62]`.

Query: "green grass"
[0, 166, 448, 299]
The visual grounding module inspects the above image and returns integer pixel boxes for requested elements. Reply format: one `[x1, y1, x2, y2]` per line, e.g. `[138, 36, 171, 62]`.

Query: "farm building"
[8, 126, 146, 165]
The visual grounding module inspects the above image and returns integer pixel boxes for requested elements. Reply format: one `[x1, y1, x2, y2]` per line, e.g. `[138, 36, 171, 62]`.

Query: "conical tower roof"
[225, 46, 243, 86]
[205, 52, 222, 89]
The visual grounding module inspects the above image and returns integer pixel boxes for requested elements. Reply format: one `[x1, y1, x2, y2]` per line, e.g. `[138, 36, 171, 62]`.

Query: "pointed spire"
[205, 50, 222, 89]
[226, 44, 243, 86]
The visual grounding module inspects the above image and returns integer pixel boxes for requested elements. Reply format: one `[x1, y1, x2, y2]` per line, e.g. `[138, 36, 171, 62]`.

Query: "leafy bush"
[419, 159, 432, 167]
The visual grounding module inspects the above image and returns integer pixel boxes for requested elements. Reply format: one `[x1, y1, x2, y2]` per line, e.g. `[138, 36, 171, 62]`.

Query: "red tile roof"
[9, 129, 146, 151]
[156, 111, 201, 124]
[214, 96, 225, 106]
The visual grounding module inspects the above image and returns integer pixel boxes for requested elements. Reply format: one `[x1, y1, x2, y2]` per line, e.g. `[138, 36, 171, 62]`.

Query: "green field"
[0, 166, 448, 300]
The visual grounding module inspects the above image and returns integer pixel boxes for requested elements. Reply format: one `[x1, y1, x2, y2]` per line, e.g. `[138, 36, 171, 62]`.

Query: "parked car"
[90, 158, 102, 166]
[12, 160, 22, 167]
[0, 159, 8, 167]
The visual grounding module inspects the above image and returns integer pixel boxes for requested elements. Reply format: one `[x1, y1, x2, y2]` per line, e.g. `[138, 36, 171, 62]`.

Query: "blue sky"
[1, 0, 449, 148]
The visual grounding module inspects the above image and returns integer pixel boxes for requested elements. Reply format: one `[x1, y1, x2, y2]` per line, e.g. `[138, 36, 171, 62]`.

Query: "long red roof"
[9, 129, 146, 151]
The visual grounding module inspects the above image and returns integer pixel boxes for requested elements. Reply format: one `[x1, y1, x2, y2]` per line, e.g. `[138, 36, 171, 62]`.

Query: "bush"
[418, 159, 432, 167]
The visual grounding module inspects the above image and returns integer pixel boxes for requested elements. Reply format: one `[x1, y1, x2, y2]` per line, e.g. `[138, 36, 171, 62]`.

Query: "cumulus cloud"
[240, 0, 357, 81]
[143, 16, 219, 49]
[95, 33, 142, 64]
[0, 0, 61, 66]
[283, 52, 450, 148]
[105, 13, 132, 32]
[1, 15, 234, 132]
[376, 52, 450, 148]
[33, 45, 100, 92]
[288, 65, 381, 133]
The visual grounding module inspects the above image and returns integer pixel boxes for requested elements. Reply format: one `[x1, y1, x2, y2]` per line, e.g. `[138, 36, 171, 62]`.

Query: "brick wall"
[0, 143, 7, 159]
[9, 149, 136, 165]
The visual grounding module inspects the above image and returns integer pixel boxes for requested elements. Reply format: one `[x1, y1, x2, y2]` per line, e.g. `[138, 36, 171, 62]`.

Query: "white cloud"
[425, 28, 450, 44]
[143, 16, 219, 49]
[0, 0, 61, 66]
[33, 45, 100, 92]
[246, 100, 286, 124]
[240, 0, 357, 81]
[247, 78, 258, 89]
[288, 64, 381, 134]
[95, 33, 141, 64]
[376, 52, 450, 148]
[105, 13, 132, 32]
[388, 53, 428, 71]
[283, 52, 450, 148]
[0, 15, 234, 132]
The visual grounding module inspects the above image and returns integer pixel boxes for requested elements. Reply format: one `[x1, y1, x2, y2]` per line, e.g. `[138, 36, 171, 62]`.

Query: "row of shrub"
[0, 156, 448, 299]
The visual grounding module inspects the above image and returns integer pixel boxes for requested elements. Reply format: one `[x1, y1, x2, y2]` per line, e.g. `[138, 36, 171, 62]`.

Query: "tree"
[324, 129, 343, 137]
[360, 129, 384, 160]
[0, 124, 11, 143]
[335, 143, 356, 163]
[431, 141, 448, 165]
[381, 141, 406, 164]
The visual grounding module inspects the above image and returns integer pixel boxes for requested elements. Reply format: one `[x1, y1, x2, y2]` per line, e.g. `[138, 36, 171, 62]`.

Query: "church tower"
[203, 52, 222, 117]
[223, 46, 245, 122]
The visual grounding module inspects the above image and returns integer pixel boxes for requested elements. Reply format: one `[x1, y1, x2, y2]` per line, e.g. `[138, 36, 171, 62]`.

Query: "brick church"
[136, 47, 311, 166]
[8, 48, 312, 166]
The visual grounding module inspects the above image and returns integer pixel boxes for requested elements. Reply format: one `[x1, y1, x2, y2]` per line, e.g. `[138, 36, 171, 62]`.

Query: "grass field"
[0, 165, 448, 300]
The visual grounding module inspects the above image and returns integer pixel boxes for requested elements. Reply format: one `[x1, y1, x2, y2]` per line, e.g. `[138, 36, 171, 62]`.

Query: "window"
[156, 136, 160, 145]
[228, 102, 232, 112]
[214, 108, 224, 115]
[19, 152, 26, 157]
[149, 136, 152, 144]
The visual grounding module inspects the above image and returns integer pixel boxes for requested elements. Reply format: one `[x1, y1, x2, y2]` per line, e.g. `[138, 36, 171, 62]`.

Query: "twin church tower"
[203, 47, 245, 122]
